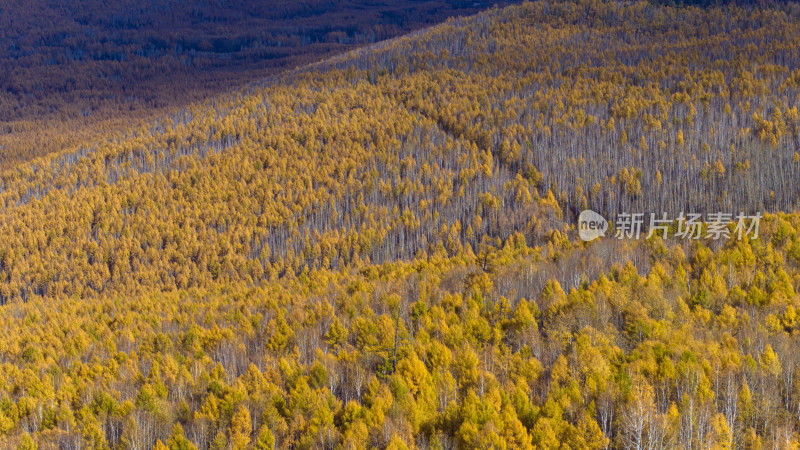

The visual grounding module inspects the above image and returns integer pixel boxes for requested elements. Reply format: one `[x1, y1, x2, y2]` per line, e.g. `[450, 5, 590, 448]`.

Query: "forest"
[0, 0, 516, 168]
[1, 0, 800, 448]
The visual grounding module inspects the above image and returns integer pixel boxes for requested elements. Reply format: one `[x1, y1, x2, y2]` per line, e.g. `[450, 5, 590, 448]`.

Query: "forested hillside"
[2, 0, 800, 448]
[0, 0, 515, 167]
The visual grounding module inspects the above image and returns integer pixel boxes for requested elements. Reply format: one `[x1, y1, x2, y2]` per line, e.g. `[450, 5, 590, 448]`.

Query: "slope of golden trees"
[0, 0, 800, 448]
[2, 221, 800, 448]
[0, 0, 798, 301]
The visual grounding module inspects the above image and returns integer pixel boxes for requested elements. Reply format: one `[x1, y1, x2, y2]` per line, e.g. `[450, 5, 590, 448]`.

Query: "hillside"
[0, 0, 516, 168]
[1, 0, 800, 449]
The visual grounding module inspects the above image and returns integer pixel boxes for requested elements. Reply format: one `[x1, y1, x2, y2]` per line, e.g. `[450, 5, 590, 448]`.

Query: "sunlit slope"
[0, 0, 798, 303]
[3, 1, 800, 449]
